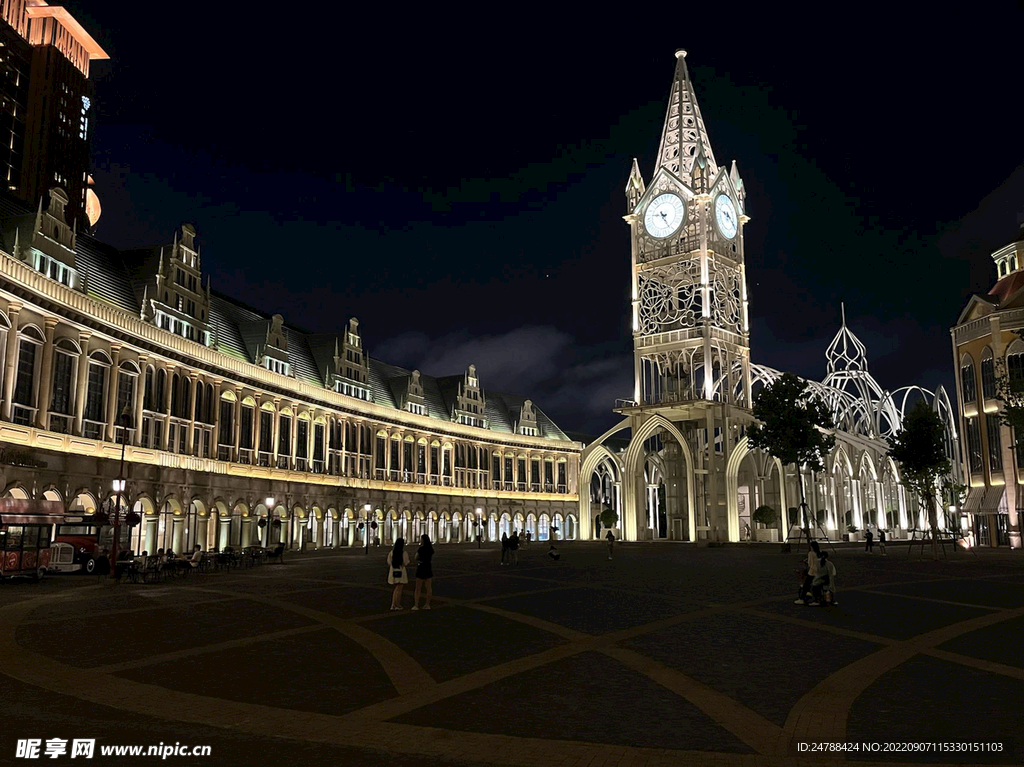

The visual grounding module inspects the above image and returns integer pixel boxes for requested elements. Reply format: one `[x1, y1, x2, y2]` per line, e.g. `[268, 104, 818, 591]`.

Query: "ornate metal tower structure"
[619, 50, 752, 541]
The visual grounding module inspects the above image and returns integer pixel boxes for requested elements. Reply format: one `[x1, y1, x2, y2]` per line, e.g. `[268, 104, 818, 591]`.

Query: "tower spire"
[655, 50, 718, 185]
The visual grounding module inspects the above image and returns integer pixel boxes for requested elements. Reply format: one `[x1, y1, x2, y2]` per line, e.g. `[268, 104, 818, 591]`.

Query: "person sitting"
[190, 544, 204, 568]
[547, 544, 560, 561]
[811, 551, 837, 606]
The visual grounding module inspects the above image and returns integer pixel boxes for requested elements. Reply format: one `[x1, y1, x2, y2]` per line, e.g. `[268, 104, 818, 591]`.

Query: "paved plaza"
[1, 540, 1022, 767]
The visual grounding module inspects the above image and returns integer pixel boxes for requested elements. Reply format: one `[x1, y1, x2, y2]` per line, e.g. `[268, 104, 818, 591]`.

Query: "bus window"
[0, 530, 6, 549]
[6, 526, 23, 549]
[38, 526, 51, 548]
[23, 526, 38, 549]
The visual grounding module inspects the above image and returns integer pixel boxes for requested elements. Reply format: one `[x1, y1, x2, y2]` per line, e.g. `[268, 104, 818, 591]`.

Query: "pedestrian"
[606, 529, 615, 560]
[878, 528, 887, 556]
[509, 531, 520, 565]
[525, 530, 531, 547]
[387, 537, 410, 610]
[795, 540, 820, 604]
[811, 551, 838, 606]
[412, 534, 433, 610]
[501, 532, 509, 565]
[864, 527, 874, 554]
[548, 544, 560, 561]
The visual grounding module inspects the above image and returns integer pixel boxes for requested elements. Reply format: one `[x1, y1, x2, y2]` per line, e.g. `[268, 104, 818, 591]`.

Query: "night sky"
[61, 4, 1024, 435]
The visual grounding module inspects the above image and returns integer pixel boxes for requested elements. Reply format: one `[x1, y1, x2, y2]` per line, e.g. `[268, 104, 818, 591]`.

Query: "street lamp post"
[364, 503, 371, 554]
[476, 507, 482, 548]
[265, 496, 276, 549]
[109, 406, 132, 572]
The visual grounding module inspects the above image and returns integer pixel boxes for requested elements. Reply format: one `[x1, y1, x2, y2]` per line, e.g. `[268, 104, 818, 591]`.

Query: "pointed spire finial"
[655, 49, 718, 185]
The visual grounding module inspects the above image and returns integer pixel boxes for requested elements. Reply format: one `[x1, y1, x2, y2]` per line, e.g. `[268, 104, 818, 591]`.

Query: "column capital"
[6, 302, 22, 316]
[78, 330, 92, 342]
[43, 316, 60, 329]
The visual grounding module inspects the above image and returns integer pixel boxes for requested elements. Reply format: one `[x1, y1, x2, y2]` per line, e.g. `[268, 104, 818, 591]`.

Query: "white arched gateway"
[582, 315, 959, 544]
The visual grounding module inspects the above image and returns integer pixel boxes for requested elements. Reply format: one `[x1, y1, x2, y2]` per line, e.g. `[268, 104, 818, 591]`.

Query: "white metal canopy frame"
[580, 314, 961, 543]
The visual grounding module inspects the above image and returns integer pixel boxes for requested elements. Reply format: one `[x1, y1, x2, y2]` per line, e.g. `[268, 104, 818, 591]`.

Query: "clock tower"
[618, 50, 752, 541]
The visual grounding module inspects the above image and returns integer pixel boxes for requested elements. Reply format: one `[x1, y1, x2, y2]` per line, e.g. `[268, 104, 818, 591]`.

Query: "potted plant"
[751, 505, 778, 542]
[846, 524, 860, 543]
[599, 507, 618, 535]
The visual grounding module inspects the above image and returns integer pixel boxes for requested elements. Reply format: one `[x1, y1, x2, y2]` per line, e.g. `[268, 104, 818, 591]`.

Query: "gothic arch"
[622, 414, 695, 542]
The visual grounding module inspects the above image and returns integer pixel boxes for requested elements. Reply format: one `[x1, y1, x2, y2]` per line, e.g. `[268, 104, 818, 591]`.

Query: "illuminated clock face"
[714, 193, 738, 239]
[644, 193, 685, 239]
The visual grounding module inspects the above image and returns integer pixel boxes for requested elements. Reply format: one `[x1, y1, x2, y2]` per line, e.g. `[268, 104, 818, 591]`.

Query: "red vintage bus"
[50, 515, 130, 574]
[0, 498, 63, 580]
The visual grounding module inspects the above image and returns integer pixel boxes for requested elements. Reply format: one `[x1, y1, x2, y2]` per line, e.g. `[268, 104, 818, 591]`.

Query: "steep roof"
[0, 192, 573, 442]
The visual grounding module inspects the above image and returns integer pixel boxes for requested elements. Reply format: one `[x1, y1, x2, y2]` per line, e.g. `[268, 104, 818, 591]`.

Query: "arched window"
[960, 354, 977, 406]
[981, 347, 996, 400]
[1007, 341, 1024, 384]
[194, 382, 204, 421]
[170, 373, 180, 417]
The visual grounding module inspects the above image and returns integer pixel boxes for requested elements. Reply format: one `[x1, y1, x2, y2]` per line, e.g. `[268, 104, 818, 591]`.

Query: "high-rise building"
[0, 1, 107, 230]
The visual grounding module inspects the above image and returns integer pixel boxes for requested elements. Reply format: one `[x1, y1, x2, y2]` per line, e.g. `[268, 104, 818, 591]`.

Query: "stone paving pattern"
[1, 540, 1022, 766]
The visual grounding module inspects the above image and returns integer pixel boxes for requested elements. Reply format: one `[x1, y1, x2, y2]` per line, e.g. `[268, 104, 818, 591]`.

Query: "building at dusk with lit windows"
[951, 223, 1024, 548]
[0, 186, 582, 554]
[0, 1, 107, 231]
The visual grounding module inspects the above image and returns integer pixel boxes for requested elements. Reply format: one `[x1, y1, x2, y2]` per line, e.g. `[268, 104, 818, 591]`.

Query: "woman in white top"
[796, 540, 821, 604]
[387, 537, 411, 610]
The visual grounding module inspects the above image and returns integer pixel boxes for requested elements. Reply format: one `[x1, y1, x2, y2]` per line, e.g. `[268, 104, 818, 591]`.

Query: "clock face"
[714, 193, 738, 239]
[644, 193, 685, 239]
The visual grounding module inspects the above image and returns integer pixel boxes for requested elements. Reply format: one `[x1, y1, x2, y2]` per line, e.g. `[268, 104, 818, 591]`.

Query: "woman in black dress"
[412, 534, 434, 610]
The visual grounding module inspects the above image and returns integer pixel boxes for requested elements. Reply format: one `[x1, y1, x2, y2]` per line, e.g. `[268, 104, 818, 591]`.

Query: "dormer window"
[264, 357, 291, 376]
[520, 426, 538, 436]
[35, 254, 75, 287]
[335, 379, 371, 401]
[408, 402, 426, 416]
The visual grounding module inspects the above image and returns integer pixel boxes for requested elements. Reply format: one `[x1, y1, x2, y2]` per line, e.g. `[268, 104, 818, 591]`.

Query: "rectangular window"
[987, 416, 1002, 472]
[430, 445, 439, 475]
[966, 417, 982, 474]
[84, 364, 105, 422]
[981, 356, 997, 400]
[13, 340, 36, 405]
[314, 423, 325, 460]
[259, 411, 273, 450]
[296, 419, 308, 458]
[218, 400, 233, 445]
[240, 406, 254, 449]
[50, 351, 74, 414]
[116, 372, 134, 422]
[278, 416, 291, 456]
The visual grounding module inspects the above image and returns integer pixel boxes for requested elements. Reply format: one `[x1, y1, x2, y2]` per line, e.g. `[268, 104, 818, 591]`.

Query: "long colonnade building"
[0, 188, 582, 553]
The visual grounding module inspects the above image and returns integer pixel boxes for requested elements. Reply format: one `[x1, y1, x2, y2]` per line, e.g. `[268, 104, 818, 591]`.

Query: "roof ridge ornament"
[826, 302, 868, 374]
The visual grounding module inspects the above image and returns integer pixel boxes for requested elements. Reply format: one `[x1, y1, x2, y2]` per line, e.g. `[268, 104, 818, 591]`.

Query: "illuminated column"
[35, 317, 58, 429]
[271, 399, 281, 466]
[331, 516, 340, 548]
[195, 515, 209, 550]
[289, 412, 298, 468]
[185, 374, 199, 454]
[209, 380, 222, 449]
[73, 330, 91, 435]
[171, 516, 184, 553]
[144, 516, 157, 554]
[134, 354, 148, 446]
[104, 344, 122, 441]
[0, 303, 21, 421]
[232, 386, 242, 461]
[240, 518, 252, 548]
[161, 365, 173, 450]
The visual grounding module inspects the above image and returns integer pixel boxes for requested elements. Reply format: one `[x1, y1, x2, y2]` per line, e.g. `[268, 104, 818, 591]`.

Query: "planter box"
[847, 532, 861, 542]
[754, 528, 778, 543]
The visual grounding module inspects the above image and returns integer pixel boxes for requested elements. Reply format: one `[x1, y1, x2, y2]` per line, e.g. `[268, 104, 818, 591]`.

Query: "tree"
[747, 373, 836, 535]
[599, 506, 618, 530]
[887, 400, 952, 560]
[996, 344, 1024, 450]
[751, 505, 776, 527]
